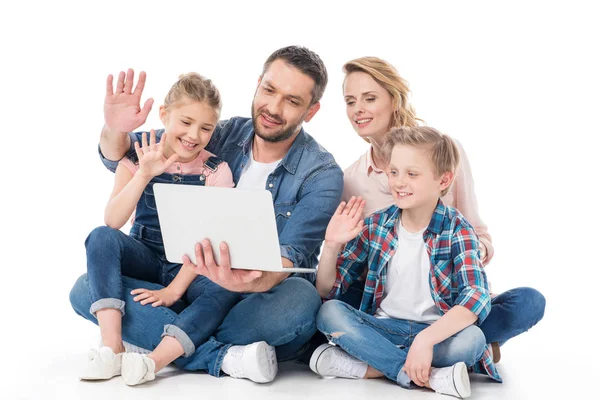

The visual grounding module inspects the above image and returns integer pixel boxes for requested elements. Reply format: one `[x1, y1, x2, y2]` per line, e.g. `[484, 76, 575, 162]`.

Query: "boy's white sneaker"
[309, 344, 368, 379]
[121, 353, 156, 386]
[221, 341, 277, 383]
[428, 362, 471, 399]
[80, 346, 122, 380]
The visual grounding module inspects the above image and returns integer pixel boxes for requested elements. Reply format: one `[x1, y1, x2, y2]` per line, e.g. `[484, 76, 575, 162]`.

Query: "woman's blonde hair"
[384, 126, 460, 196]
[343, 57, 423, 142]
[164, 72, 222, 116]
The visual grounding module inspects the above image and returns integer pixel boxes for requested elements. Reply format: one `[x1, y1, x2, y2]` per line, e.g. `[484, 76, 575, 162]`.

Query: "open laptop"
[153, 183, 316, 273]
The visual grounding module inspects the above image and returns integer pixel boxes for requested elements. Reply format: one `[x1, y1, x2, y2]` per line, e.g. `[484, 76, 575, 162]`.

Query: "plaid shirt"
[326, 201, 501, 382]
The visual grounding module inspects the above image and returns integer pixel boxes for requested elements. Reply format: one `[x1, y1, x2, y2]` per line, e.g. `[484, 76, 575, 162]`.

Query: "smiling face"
[251, 59, 320, 143]
[343, 71, 395, 142]
[159, 99, 219, 162]
[387, 144, 453, 212]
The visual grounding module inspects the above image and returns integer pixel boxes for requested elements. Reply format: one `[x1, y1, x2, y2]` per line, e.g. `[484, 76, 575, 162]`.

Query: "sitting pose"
[79, 72, 241, 386]
[311, 126, 501, 398]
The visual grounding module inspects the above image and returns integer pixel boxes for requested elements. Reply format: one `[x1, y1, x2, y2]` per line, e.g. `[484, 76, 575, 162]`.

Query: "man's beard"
[251, 102, 304, 143]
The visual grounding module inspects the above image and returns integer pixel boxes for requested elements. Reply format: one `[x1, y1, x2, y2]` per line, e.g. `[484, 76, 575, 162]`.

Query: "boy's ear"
[439, 171, 454, 192]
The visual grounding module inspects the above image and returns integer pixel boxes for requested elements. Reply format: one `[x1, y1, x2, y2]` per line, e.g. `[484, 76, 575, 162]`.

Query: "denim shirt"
[99, 117, 344, 282]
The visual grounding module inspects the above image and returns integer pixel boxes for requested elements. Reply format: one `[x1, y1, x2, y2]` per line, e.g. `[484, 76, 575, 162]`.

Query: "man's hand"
[183, 240, 262, 292]
[104, 68, 154, 134]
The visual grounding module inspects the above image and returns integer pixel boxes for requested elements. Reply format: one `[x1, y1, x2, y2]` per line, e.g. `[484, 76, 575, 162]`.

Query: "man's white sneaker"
[309, 344, 367, 379]
[428, 362, 471, 399]
[221, 341, 277, 383]
[121, 353, 156, 386]
[80, 346, 122, 380]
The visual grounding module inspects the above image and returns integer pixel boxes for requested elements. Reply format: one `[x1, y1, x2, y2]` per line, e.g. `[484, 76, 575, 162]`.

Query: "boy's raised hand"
[324, 196, 366, 246]
[135, 130, 179, 179]
[104, 68, 154, 133]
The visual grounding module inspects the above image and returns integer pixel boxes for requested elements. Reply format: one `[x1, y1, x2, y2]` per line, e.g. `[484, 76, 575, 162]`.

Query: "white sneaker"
[221, 341, 277, 383]
[121, 353, 156, 386]
[428, 362, 471, 399]
[309, 344, 367, 379]
[80, 346, 122, 380]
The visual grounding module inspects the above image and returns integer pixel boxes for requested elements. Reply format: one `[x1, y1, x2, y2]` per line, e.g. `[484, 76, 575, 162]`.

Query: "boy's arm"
[322, 219, 370, 301]
[451, 226, 492, 325]
[316, 198, 366, 297]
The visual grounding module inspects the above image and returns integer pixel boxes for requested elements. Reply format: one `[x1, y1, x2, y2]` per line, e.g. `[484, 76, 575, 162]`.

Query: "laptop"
[153, 183, 316, 273]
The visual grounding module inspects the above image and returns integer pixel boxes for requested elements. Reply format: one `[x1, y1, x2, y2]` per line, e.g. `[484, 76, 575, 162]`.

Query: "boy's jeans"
[316, 299, 487, 387]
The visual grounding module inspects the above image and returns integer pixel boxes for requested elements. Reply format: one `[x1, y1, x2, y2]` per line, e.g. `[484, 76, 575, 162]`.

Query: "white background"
[1, 0, 598, 398]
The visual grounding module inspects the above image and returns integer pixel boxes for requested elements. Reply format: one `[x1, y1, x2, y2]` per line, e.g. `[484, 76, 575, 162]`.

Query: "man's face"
[251, 59, 320, 143]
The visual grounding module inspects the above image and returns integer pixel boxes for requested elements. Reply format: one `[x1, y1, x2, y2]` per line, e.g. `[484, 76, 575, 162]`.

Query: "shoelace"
[328, 350, 362, 377]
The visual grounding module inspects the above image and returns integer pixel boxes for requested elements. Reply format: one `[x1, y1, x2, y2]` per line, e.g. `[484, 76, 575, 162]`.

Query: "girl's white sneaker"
[79, 346, 122, 380]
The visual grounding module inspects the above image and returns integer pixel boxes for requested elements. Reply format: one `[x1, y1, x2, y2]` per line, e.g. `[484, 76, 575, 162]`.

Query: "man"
[70, 46, 343, 383]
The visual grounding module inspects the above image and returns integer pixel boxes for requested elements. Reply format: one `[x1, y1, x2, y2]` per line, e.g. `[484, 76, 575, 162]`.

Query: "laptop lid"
[153, 183, 292, 272]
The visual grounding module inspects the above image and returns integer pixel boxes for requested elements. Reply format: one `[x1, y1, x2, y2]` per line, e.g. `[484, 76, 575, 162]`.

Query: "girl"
[80, 72, 240, 386]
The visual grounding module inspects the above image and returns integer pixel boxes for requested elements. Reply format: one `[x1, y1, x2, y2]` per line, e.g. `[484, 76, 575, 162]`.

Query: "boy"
[310, 126, 501, 398]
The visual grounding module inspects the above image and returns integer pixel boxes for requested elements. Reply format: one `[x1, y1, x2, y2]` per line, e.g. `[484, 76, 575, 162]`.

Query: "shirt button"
[268, 183, 274, 188]
[286, 211, 291, 216]
[177, 166, 180, 170]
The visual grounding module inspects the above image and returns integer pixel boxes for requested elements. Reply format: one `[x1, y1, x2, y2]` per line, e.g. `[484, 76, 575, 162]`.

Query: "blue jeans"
[339, 281, 546, 347]
[85, 226, 240, 357]
[479, 287, 546, 346]
[70, 274, 322, 376]
[316, 300, 487, 388]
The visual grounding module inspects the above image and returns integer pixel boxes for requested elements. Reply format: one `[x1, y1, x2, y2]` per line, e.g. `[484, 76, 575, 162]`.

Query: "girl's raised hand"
[135, 130, 179, 179]
[104, 69, 154, 133]
[324, 196, 366, 246]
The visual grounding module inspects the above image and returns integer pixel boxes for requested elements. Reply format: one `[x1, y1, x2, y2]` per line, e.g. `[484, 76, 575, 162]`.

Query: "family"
[69, 45, 545, 398]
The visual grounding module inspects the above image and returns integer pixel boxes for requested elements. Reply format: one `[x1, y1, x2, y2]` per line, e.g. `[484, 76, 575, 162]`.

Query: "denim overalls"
[85, 155, 241, 357]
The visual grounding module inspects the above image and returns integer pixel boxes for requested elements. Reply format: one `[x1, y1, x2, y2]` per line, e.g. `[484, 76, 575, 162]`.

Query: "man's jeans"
[316, 300, 487, 388]
[70, 274, 322, 376]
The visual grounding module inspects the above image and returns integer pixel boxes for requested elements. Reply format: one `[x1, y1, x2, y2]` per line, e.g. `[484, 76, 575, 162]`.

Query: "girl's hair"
[383, 126, 460, 197]
[343, 57, 423, 136]
[164, 72, 222, 116]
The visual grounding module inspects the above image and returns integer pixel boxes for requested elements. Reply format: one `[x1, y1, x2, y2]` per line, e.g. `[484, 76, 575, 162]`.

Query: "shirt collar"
[237, 126, 307, 175]
[382, 199, 447, 235]
[366, 147, 386, 176]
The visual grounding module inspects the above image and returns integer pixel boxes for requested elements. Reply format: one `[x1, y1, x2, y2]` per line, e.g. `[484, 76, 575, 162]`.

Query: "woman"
[336, 57, 545, 362]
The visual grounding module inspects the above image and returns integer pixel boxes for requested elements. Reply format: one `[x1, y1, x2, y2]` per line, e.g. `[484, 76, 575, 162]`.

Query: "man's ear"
[304, 102, 321, 123]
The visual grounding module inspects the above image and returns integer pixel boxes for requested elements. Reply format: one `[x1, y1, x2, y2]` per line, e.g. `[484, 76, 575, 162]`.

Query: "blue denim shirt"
[99, 117, 344, 282]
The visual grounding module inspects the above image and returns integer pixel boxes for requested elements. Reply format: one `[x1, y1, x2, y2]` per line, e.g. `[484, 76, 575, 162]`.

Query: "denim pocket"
[274, 202, 296, 232]
[143, 185, 157, 210]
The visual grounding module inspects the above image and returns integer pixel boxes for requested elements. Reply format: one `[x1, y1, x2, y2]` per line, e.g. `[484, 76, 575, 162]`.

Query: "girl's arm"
[104, 164, 151, 229]
[105, 130, 178, 229]
[131, 265, 198, 308]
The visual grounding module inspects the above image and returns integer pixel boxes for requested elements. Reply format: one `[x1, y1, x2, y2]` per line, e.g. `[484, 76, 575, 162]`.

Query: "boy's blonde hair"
[164, 72, 222, 116]
[384, 126, 460, 196]
[343, 57, 424, 138]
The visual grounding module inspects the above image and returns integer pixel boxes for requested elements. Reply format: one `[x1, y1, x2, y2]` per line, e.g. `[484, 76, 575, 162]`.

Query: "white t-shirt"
[375, 219, 441, 323]
[236, 146, 281, 190]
